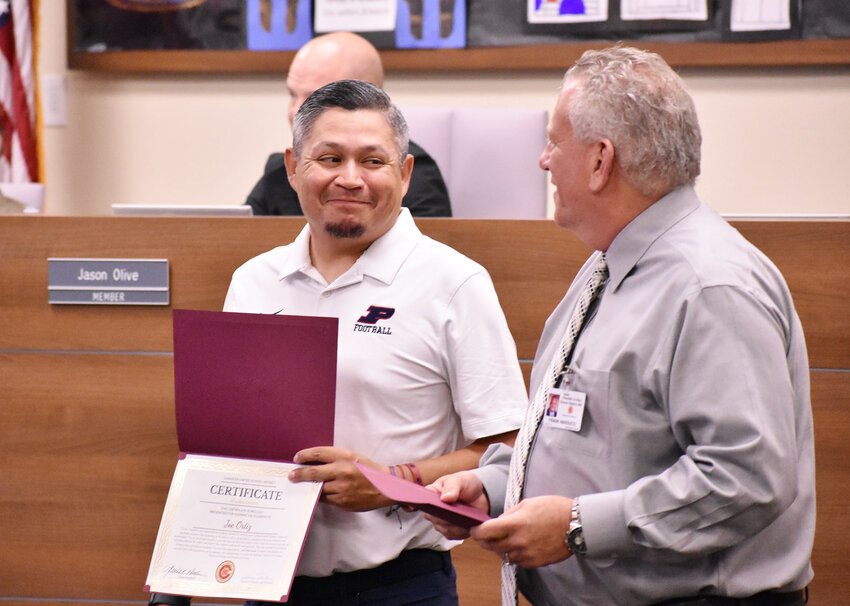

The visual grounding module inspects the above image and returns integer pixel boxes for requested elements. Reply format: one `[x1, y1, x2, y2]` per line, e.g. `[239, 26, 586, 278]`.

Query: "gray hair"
[292, 79, 409, 164]
[563, 46, 701, 198]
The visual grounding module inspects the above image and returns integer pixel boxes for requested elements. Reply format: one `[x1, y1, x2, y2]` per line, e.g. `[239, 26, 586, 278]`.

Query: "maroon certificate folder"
[146, 310, 337, 602]
[172, 309, 338, 461]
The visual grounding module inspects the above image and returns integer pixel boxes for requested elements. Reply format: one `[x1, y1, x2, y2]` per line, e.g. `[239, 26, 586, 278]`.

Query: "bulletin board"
[67, 0, 850, 72]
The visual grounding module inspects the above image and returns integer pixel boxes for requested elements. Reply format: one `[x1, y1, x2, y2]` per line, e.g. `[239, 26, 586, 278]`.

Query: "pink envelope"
[355, 462, 491, 528]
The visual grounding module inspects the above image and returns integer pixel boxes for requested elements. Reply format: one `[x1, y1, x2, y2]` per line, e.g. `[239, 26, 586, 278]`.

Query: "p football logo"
[354, 306, 395, 335]
[357, 306, 395, 324]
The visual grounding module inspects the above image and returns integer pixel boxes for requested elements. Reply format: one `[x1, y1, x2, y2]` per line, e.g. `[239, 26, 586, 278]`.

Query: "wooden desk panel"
[1, 352, 175, 599]
[1, 217, 846, 367]
[809, 371, 850, 603]
[0, 216, 303, 352]
[1, 350, 845, 602]
[453, 539, 531, 606]
[0, 216, 577, 358]
[0, 216, 847, 604]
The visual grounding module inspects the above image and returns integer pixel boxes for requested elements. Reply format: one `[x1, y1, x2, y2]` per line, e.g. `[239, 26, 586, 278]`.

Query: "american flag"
[0, 0, 38, 183]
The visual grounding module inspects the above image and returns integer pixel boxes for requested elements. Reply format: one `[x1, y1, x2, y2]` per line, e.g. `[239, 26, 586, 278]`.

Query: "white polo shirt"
[223, 208, 527, 577]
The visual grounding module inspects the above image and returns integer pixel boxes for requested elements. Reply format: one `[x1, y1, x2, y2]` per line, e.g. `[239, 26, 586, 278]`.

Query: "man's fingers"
[293, 446, 338, 464]
[288, 462, 332, 483]
[424, 513, 471, 540]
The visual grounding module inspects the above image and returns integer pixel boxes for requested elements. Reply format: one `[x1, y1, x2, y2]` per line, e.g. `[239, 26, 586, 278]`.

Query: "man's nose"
[335, 160, 365, 187]
[539, 144, 551, 171]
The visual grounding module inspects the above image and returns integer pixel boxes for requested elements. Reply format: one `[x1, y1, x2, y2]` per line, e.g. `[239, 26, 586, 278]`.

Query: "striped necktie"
[501, 254, 609, 606]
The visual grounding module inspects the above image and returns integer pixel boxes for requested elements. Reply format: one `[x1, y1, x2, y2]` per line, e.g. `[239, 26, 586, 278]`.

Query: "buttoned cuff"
[473, 443, 513, 517]
[579, 490, 635, 557]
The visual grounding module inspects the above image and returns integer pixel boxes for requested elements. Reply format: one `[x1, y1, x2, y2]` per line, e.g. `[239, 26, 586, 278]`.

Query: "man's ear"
[400, 154, 414, 197]
[589, 138, 615, 193]
[284, 148, 298, 188]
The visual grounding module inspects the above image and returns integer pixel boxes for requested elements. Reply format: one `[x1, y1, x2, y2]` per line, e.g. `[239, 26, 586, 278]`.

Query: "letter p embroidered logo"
[357, 306, 395, 324]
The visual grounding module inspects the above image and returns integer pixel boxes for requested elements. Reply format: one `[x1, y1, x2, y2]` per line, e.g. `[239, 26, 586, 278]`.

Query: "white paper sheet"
[621, 0, 708, 22]
[315, 0, 397, 32]
[145, 455, 322, 602]
[731, 0, 791, 32]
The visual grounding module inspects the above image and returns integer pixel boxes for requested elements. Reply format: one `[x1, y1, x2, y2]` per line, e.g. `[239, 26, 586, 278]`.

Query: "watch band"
[567, 498, 587, 556]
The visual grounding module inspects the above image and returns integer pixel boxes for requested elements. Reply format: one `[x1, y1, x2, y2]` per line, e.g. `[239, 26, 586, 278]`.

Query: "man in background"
[245, 32, 452, 217]
[428, 46, 814, 606]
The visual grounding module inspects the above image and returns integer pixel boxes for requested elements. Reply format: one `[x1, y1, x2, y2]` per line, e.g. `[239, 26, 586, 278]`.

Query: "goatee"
[326, 221, 366, 239]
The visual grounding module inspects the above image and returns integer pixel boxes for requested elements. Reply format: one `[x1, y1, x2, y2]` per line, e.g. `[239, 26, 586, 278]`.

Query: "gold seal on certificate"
[145, 454, 322, 601]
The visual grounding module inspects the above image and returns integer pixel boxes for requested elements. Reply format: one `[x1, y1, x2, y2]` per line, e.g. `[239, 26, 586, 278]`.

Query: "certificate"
[147, 311, 336, 601]
[145, 454, 322, 602]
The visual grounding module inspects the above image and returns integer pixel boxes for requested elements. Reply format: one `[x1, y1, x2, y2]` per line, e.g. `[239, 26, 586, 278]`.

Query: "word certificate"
[145, 454, 322, 602]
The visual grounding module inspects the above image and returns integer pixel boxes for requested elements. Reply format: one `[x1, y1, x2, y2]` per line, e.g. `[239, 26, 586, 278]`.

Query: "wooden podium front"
[1, 216, 847, 605]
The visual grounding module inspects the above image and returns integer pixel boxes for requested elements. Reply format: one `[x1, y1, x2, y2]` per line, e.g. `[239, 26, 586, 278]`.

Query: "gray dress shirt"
[478, 187, 815, 606]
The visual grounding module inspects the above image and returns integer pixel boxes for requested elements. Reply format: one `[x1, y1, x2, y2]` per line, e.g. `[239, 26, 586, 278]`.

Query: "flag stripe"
[1, 0, 38, 182]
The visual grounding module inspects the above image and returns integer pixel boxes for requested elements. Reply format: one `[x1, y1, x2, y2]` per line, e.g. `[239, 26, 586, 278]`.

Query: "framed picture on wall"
[68, 0, 466, 58]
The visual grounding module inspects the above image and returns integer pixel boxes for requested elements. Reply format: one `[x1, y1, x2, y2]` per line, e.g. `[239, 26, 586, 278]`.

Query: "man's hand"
[288, 447, 393, 511]
[423, 471, 490, 540]
[470, 496, 573, 568]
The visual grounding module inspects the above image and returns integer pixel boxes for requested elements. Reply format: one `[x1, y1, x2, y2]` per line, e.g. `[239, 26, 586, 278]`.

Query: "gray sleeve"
[473, 442, 514, 517]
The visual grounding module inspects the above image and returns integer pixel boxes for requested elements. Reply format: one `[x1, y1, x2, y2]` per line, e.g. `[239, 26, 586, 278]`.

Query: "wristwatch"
[566, 498, 587, 556]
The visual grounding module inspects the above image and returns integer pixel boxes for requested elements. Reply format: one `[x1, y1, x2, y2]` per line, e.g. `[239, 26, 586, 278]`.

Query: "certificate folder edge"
[149, 309, 339, 601]
[172, 308, 338, 462]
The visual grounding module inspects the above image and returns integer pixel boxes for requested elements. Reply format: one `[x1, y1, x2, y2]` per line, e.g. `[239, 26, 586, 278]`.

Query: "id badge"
[542, 385, 587, 432]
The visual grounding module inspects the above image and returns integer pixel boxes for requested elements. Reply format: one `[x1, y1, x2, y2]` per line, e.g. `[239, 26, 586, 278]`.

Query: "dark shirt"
[245, 141, 452, 217]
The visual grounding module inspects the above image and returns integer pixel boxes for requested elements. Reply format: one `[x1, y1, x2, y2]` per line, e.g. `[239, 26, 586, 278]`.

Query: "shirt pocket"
[536, 367, 611, 458]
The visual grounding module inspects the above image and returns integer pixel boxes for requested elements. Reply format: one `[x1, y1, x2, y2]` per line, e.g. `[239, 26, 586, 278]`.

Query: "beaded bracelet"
[405, 463, 423, 485]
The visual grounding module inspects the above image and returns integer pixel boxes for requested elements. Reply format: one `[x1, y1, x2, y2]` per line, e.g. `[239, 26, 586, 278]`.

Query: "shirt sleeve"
[443, 270, 527, 441]
[583, 284, 801, 557]
[475, 442, 514, 517]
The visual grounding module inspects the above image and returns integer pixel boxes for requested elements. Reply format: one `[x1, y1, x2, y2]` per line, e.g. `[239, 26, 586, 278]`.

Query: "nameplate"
[48, 258, 170, 305]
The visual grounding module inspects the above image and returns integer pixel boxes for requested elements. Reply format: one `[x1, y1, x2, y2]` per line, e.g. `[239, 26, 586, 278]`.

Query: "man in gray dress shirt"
[427, 46, 814, 606]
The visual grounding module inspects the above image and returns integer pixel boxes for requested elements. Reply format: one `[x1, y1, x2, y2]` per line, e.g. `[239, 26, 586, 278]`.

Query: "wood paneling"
[0, 216, 583, 357]
[0, 216, 846, 604]
[1, 352, 176, 599]
[2, 217, 846, 367]
[0, 216, 303, 352]
[453, 540, 531, 606]
[808, 371, 850, 602]
[2, 355, 841, 602]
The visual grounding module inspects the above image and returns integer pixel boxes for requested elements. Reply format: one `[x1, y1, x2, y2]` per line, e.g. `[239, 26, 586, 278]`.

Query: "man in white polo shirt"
[222, 80, 525, 605]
